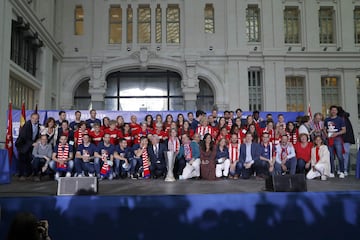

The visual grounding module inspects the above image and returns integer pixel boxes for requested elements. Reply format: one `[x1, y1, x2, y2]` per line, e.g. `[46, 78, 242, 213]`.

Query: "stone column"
[182, 63, 199, 111]
[88, 57, 106, 110]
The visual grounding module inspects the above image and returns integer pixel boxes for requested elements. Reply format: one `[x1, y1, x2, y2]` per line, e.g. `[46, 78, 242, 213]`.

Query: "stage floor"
[0, 175, 359, 197]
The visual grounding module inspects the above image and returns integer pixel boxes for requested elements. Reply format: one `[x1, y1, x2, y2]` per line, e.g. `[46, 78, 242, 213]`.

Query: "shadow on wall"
[0, 191, 359, 239]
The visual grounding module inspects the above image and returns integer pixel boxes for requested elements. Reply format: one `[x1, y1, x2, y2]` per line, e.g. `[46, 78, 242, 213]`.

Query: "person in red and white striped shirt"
[228, 133, 241, 179]
[196, 117, 215, 141]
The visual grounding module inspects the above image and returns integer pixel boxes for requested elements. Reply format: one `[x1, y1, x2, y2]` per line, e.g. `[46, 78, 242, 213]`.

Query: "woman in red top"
[122, 123, 133, 147]
[215, 126, 230, 145]
[178, 121, 194, 140]
[176, 113, 185, 132]
[248, 124, 260, 143]
[144, 114, 154, 131]
[163, 114, 173, 133]
[89, 123, 104, 146]
[116, 115, 125, 130]
[101, 117, 110, 131]
[217, 117, 230, 132]
[153, 114, 163, 130]
[294, 133, 313, 173]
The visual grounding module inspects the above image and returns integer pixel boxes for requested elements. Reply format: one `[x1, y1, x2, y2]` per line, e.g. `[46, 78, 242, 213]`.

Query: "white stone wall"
[0, 0, 62, 140]
[1, 0, 360, 141]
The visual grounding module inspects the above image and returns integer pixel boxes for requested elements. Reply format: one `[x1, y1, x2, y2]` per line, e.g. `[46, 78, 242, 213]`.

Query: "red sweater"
[294, 142, 313, 163]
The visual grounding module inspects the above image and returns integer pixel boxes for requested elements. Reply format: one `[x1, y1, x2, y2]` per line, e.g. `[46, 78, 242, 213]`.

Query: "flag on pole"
[34, 103, 38, 114]
[5, 102, 13, 164]
[43, 110, 48, 125]
[307, 103, 313, 120]
[20, 101, 26, 128]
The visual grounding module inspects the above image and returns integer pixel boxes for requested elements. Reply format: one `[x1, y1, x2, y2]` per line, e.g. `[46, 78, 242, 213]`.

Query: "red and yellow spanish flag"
[5, 102, 13, 164]
[20, 101, 26, 128]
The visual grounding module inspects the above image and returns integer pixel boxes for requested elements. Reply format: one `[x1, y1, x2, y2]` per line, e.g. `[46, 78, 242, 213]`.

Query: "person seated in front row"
[294, 133, 313, 174]
[200, 133, 217, 180]
[274, 134, 297, 175]
[148, 134, 167, 179]
[178, 134, 201, 180]
[74, 134, 97, 177]
[239, 132, 262, 179]
[306, 136, 331, 181]
[94, 133, 115, 180]
[215, 138, 230, 178]
[49, 135, 74, 180]
[227, 133, 241, 179]
[259, 132, 276, 176]
[132, 136, 151, 179]
[32, 134, 53, 182]
[114, 138, 134, 178]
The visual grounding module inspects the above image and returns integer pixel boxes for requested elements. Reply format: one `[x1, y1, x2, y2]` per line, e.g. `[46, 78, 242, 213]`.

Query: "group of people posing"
[14, 105, 354, 182]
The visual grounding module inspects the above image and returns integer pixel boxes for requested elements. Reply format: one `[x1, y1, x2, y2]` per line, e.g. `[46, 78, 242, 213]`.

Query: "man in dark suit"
[15, 112, 40, 180]
[239, 132, 262, 179]
[148, 134, 167, 178]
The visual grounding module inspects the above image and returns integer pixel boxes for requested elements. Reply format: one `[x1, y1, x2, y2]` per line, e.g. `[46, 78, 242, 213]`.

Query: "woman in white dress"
[306, 135, 331, 180]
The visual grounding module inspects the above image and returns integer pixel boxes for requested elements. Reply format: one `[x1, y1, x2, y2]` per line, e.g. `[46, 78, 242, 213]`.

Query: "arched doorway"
[197, 78, 215, 111]
[72, 70, 216, 111]
[105, 69, 183, 111]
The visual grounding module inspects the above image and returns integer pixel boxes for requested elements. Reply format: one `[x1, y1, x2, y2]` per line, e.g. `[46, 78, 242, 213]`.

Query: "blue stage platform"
[1, 191, 360, 239]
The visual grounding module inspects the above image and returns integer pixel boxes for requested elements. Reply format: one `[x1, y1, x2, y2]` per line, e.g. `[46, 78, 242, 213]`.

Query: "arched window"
[197, 78, 214, 111]
[74, 80, 91, 109]
[105, 70, 183, 111]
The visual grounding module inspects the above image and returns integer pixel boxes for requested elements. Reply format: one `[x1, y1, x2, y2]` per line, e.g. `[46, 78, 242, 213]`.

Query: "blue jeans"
[32, 157, 46, 176]
[132, 157, 143, 174]
[49, 160, 74, 173]
[74, 158, 92, 175]
[343, 142, 351, 172]
[93, 158, 101, 175]
[274, 157, 297, 175]
[241, 160, 268, 179]
[296, 158, 307, 173]
[328, 138, 345, 173]
[229, 161, 242, 176]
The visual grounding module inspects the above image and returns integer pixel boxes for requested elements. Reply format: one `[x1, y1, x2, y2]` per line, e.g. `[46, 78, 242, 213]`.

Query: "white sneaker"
[88, 173, 94, 177]
[321, 175, 327, 181]
[344, 171, 349, 176]
[329, 173, 335, 178]
[109, 174, 113, 180]
[339, 172, 345, 179]
[65, 172, 71, 177]
[77, 173, 83, 177]
[54, 172, 60, 181]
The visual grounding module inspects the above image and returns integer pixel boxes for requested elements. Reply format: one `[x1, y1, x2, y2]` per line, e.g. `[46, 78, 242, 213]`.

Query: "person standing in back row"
[337, 106, 354, 177]
[324, 105, 346, 178]
[15, 113, 40, 180]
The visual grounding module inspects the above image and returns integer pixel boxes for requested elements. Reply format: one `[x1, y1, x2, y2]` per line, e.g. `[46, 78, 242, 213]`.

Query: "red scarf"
[168, 137, 180, 152]
[316, 146, 320, 163]
[57, 143, 69, 170]
[100, 150, 110, 176]
[77, 129, 88, 146]
[184, 144, 192, 161]
[142, 147, 150, 178]
[281, 145, 288, 160]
